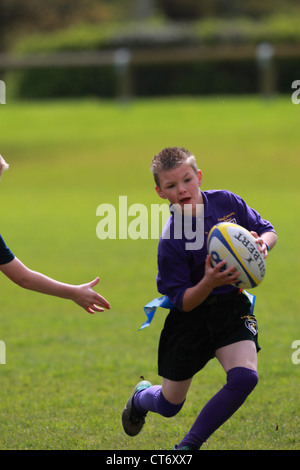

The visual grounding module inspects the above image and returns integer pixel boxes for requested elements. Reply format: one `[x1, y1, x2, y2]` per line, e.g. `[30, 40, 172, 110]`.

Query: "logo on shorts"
[242, 315, 258, 336]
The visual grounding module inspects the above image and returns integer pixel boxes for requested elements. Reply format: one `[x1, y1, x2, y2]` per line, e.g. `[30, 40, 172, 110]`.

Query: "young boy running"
[122, 147, 277, 450]
[0, 155, 110, 314]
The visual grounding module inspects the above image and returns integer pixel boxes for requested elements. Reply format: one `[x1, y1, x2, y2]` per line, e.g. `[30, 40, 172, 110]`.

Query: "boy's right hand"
[182, 255, 241, 312]
[204, 255, 241, 289]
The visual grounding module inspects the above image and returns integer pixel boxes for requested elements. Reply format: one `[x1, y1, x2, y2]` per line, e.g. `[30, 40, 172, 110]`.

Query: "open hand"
[72, 277, 111, 314]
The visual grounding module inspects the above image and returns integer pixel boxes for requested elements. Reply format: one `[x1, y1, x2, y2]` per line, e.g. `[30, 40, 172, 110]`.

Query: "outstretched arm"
[0, 257, 111, 314]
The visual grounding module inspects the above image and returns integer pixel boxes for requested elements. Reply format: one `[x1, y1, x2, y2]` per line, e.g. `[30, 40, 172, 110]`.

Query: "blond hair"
[151, 147, 198, 187]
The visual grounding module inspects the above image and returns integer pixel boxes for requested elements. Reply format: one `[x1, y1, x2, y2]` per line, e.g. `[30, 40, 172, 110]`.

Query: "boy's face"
[155, 163, 203, 215]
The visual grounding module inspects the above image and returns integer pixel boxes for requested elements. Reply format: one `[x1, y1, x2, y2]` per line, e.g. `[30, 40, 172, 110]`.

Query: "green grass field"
[0, 97, 299, 450]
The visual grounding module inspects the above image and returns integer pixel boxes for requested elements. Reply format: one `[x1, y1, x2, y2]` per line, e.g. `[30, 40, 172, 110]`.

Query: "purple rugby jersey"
[156, 190, 276, 310]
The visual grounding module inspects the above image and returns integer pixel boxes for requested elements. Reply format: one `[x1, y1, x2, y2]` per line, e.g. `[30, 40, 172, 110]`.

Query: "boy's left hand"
[250, 231, 269, 258]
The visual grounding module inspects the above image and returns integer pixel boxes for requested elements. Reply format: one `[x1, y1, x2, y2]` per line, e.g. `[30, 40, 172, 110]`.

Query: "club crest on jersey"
[217, 212, 237, 224]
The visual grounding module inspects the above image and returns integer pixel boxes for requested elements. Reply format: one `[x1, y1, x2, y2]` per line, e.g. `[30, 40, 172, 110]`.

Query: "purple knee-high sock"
[178, 367, 258, 449]
[134, 385, 184, 417]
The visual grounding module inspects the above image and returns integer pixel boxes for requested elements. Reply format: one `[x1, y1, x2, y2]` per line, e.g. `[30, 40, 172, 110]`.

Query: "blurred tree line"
[0, 0, 147, 51]
[1, 0, 299, 99]
[158, 0, 300, 20]
[1, 0, 300, 50]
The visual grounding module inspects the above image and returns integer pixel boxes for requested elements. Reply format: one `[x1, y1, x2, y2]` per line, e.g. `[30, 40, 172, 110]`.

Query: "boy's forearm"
[1, 257, 110, 313]
[181, 279, 213, 312]
[19, 269, 75, 300]
[1, 257, 75, 301]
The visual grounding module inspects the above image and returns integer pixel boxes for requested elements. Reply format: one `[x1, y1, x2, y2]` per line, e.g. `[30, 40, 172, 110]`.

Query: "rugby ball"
[207, 222, 266, 289]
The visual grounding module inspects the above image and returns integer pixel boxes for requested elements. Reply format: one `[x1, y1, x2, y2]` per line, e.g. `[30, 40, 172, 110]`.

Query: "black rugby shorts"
[158, 291, 260, 381]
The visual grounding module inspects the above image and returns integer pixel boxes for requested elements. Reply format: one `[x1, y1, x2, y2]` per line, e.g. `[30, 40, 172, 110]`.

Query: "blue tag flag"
[139, 295, 174, 330]
[139, 291, 256, 331]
